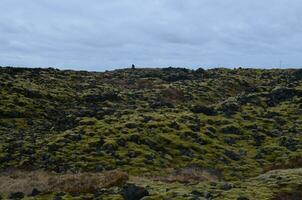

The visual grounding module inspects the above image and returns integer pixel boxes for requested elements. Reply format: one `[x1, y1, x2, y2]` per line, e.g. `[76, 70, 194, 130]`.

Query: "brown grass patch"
[271, 191, 302, 200]
[162, 87, 184, 101]
[0, 170, 128, 195]
[152, 167, 219, 183]
[264, 156, 302, 172]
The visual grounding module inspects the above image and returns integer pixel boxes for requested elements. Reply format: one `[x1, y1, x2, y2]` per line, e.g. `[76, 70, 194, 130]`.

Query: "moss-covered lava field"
[0, 66, 301, 199]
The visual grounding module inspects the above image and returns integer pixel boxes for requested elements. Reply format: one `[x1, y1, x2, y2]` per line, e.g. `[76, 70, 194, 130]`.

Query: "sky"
[0, 0, 302, 71]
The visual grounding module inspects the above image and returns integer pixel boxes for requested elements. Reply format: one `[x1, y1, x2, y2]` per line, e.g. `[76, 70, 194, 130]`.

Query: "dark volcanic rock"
[237, 197, 249, 200]
[293, 69, 302, 80]
[220, 182, 233, 190]
[120, 184, 149, 200]
[225, 150, 241, 161]
[218, 100, 240, 115]
[279, 137, 300, 151]
[83, 91, 121, 103]
[267, 87, 302, 106]
[190, 105, 217, 115]
[221, 125, 241, 135]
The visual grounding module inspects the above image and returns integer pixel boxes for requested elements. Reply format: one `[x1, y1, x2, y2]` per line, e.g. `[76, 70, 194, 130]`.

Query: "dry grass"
[0, 170, 128, 195]
[152, 167, 219, 183]
[271, 191, 302, 200]
[264, 156, 302, 172]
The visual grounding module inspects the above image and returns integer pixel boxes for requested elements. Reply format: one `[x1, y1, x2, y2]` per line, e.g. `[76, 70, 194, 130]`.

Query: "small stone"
[9, 192, 24, 200]
[31, 188, 41, 196]
[53, 192, 65, 200]
[53, 196, 62, 200]
[237, 196, 249, 200]
[191, 190, 203, 197]
[204, 191, 213, 199]
[221, 182, 233, 190]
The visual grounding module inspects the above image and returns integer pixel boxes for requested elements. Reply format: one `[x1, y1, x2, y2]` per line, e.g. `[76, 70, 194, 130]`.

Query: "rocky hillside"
[0, 66, 301, 199]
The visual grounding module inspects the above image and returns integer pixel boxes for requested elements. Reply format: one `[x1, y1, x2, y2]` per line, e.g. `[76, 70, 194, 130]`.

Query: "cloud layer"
[0, 0, 302, 70]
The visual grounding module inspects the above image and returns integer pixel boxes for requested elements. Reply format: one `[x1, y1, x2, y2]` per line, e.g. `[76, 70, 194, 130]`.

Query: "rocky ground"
[0, 66, 301, 199]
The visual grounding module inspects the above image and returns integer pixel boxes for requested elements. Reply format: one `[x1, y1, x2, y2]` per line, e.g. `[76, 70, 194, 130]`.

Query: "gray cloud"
[0, 0, 301, 70]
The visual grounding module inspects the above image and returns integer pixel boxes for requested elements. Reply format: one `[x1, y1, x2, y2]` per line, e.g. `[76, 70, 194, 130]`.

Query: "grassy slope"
[0, 67, 302, 199]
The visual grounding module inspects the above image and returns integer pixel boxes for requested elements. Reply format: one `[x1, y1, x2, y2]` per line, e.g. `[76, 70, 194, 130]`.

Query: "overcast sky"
[0, 0, 302, 71]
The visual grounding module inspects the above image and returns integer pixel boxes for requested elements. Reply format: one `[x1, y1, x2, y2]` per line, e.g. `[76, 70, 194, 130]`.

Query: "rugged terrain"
[0, 66, 301, 199]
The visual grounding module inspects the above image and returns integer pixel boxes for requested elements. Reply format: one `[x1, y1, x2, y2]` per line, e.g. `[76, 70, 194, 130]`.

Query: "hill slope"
[0, 67, 302, 199]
